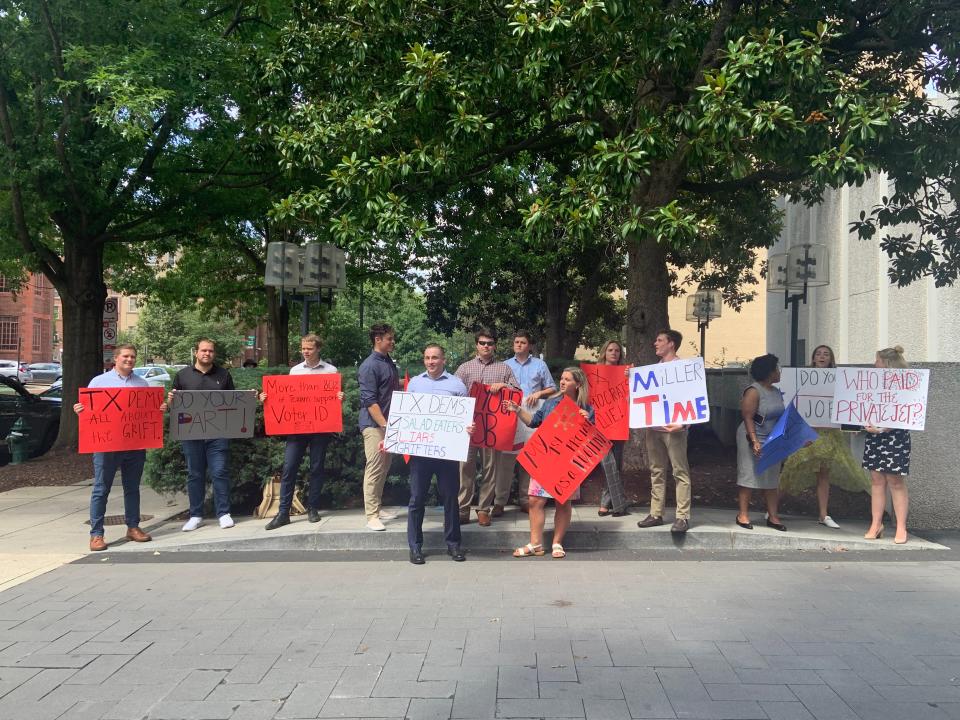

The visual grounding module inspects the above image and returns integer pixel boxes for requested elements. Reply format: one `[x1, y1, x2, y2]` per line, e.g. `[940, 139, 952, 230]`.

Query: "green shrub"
[143, 366, 412, 513]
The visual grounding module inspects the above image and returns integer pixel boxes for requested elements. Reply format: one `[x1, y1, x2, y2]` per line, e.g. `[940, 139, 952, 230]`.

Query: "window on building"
[32, 319, 42, 352]
[128, 297, 139, 312]
[0, 316, 18, 351]
[34, 273, 43, 296]
[0, 275, 7, 292]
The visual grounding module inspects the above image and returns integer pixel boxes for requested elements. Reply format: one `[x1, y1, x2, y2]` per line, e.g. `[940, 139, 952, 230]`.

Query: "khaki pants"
[362, 427, 391, 520]
[459, 447, 513, 515]
[645, 429, 692, 519]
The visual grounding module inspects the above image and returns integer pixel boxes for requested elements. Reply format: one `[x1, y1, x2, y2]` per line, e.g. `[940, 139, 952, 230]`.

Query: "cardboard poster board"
[517, 396, 612, 504]
[776, 367, 841, 429]
[628, 357, 710, 428]
[580, 363, 630, 441]
[169, 390, 257, 440]
[468, 383, 522, 451]
[263, 374, 343, 435]
[78, 386, 165, 453]
[831, 367, 929, 431]
[383, 391, 476, 462]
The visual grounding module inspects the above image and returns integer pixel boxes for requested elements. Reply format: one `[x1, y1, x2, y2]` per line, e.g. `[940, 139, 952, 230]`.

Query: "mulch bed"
[0, 448, 93, 493]
[0, 429, 873, 522]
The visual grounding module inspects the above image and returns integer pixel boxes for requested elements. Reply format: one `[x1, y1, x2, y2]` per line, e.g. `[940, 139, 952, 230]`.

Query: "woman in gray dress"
[736, 354, 787, 531]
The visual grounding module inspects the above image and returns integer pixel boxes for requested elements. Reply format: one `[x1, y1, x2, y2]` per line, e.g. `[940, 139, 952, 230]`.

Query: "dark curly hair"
[750, 354, 780, 382]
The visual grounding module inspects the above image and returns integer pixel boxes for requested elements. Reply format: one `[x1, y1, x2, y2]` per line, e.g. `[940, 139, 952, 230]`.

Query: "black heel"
[736, 516, 753, 530]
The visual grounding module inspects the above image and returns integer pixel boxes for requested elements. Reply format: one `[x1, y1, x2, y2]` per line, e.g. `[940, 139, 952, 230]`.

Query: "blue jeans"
[407, 456, 461, 552]
[278, 433, 331, 514]
[90, 450, 146, 536]
[181, 439, 231, 518]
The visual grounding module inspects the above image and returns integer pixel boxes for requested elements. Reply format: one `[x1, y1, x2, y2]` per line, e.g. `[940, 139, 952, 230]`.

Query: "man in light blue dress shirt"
[406, 344, 473, 564]
[73, 344, 166, 552]
[503, 331, 556, 513]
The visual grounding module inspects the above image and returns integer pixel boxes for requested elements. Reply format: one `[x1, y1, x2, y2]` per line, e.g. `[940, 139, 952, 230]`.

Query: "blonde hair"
[876, 345, 907, 369]
[598, 340, 625, 366]
[553, 366, 590, 409]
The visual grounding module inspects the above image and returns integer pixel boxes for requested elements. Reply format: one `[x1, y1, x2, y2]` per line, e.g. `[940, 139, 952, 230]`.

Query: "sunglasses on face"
[477, 340, 496, 347]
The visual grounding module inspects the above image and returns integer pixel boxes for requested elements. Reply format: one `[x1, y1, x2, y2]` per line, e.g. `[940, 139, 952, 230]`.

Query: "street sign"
[245, 335, 255, 348]
[103, 297, 119, 322]
[102, 325, 117, 343]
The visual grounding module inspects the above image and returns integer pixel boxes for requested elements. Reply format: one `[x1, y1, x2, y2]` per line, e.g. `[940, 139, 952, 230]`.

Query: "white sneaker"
[219, 514, 235, 529]
[378, 510, 397, 521]
[366, 518, 386, 531]
[819, 516, 840, 529]
[182, 517, 203, 532]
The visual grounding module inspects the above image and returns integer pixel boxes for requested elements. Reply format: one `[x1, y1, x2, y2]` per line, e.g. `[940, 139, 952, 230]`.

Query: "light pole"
[264, 242, 347, 337]
[685, 287, 722, 360]
[767, 243, 830, 366]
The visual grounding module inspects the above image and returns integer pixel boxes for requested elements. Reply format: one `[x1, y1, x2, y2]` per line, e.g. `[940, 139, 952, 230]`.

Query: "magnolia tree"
[264, 0, 959, 364]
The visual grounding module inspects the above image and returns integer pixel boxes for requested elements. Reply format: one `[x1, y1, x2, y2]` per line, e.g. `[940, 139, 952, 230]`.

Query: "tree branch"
[680, 167, 808, 195]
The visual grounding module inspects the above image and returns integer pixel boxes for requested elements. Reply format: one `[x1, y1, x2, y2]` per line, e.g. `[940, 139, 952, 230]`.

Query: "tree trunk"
[55, 242, 107, 449]
[542, 280, 570, 359]
[265, 286, 289, 366]
[625, 235, 671, 366]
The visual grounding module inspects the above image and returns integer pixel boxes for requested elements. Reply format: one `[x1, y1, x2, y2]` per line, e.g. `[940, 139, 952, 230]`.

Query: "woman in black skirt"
[863, 345, 911, 544]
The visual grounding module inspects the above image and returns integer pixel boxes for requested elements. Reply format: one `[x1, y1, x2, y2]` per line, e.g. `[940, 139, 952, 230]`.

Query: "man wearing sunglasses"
[454, 328, 519, 527]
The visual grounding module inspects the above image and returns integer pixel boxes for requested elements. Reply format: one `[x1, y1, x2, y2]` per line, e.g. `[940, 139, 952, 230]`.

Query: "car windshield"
[133, 368, 150, 376]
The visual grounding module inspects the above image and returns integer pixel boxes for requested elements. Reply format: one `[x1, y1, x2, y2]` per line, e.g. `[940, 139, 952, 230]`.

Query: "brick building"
[0, 273, 57, 363]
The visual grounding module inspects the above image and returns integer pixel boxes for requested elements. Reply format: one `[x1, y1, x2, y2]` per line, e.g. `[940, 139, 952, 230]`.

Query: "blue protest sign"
[756, 403, 819, 475]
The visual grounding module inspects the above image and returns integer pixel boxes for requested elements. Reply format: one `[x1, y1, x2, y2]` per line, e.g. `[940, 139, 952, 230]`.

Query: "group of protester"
[735, 344, 913, 544]
[77, 326, 914, 559]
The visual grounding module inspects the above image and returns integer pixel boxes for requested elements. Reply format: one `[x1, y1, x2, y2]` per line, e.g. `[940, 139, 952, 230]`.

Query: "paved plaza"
[1, 550, 959, 720]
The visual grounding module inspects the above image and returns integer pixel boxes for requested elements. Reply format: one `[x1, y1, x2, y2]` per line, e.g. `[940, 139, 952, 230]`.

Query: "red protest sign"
[263, 374, 343, 435]
[518, 396, 612, 504]
[580, 363, 630, 441]
[77, 387, 165, 453]
[468, 383, 522, 450]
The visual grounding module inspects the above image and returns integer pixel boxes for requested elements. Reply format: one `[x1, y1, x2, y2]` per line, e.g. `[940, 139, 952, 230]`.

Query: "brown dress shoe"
[477, 511, 492, 527]
[125, 527, 152, 542]
[636, 514, 664, 529]
[89, 536, 108, 552]
[492, 504, 505, 517]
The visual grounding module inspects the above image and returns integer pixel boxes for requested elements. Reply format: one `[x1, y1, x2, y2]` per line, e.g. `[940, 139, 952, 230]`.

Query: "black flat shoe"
[447, 546, 466, 562]
[265, 513, 290, 531]
[766, 519, 787, 532]
[735, 517, 753, 530]
[308, 508, 321, 523]
[409, 549, 425, 565]
[598, 508, 611, 516]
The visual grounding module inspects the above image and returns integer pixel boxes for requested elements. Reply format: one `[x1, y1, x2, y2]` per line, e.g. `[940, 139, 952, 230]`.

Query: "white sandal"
[551, 543, 566, 558]
[513, 543, 544, 557]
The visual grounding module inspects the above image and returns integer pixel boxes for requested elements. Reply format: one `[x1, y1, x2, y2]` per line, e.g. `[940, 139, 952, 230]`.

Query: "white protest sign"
[506, 397, 544, 455]
[830, 367, 929, 431]
[628, 356, 710, 428]
[776, 367, 840, 429]
[169, 390, 258, 440]
[384, 391, 476, 462]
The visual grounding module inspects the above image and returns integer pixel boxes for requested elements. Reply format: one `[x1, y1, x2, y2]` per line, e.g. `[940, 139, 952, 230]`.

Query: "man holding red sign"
[454, 328, 519, 526]
[74, 344, 166, 552]
[259, 334, 344, 530]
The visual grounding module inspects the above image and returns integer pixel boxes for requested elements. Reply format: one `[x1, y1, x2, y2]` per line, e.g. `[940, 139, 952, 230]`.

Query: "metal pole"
[789, 296, 800, 367]
[700, 321, 707, 360]
[301, 297, 310, 337]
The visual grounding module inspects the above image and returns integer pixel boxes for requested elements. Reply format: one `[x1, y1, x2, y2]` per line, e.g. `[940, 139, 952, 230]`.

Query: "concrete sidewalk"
[103, 504, 949, 555]
[0, 482, 188, 591]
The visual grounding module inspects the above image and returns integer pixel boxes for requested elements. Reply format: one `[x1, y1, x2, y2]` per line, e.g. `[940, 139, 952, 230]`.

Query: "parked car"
[133, 366, 172, 386]
[26, 362, 62, 383]
[0, 360, 33, 384]
[0, 375, 61, 463]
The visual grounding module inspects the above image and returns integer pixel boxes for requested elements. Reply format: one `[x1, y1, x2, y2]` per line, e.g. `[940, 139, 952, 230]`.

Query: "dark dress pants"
[279, 433, 331, 514]
[407, 456, 462, 552]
